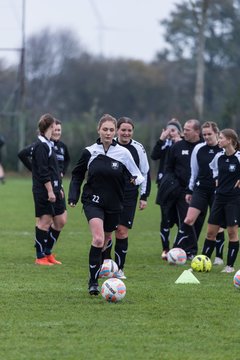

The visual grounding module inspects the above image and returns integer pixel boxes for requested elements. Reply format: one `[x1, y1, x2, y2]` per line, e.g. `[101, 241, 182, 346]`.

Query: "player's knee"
[206, 231, 217, 240]
[93, 237, 104, 248]
[227, 228, 238, 240]
[116, 227, 128, 238]
[184, 217, 195, 226]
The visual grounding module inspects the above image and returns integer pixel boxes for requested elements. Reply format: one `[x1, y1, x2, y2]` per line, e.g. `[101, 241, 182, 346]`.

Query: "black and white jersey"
[18, 140, 70, 176]
[189, 142, 222, 192]
[209, 150, 240, 196]
[53, 140, 70, 175]
[18, 143, 35, 172]
[166, 138, 202, 188]
[151, 138, 173, 184]
[68, 138, 144, 213]
[116, 138, 151, 202]
[31, 136, 62, 194]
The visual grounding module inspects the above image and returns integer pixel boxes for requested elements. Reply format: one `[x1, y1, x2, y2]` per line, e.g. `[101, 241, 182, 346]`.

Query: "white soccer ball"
[167, 248, 187, 265]
[99, 259, 118, 278]
[233, 270, 240, 289]
[101, 278, 126, 302]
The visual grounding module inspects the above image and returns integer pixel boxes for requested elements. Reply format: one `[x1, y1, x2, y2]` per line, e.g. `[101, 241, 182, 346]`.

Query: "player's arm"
[18, 144, 35, 172]
[68, 149, 89, 206]
[44, 181, 56, 202]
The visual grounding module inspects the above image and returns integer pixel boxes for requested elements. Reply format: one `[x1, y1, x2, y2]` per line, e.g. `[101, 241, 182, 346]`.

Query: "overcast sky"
[0, 0, 180, 64]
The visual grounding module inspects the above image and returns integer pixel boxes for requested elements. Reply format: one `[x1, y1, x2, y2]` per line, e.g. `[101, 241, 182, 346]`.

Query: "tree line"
[0, 0, 240, 172]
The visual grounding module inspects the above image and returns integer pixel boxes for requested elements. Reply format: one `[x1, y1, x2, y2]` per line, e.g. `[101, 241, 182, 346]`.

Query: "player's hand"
[48, 191, 56, 203]
[139, 200, 147, 210]
[185, 194, 192, 204]
[130, 176, 137, 185]
[160, 128, 170, 141]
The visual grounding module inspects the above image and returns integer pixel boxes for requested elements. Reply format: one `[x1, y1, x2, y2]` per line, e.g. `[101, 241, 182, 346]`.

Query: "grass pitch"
[0, 177, 240, 360]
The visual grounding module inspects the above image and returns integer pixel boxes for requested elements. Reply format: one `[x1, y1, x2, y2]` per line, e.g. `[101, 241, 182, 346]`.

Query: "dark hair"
[97, 114, 117, 130]
[202, 121, 219, 134]
[221, 128, 240, 150]
[38, 113, 55, 135]
[117, 117, 134, 130]
[54, 118, 62, 125]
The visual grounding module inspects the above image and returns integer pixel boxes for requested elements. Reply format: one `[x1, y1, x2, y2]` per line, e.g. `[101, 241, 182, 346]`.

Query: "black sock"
[202, 239, 215, 258]
[227, 241, 239, 267]
[160, 225, 170, 251]
[215, 231, 225, 259]
[89, 245, 102, 285]
[102, 238, 113, 261]
[184, 224, 198, 255]
[35, 227, 48, 258]
[173, 223, 197, 252]
[45, 226, 60, 255]
[115, 237, 128, 270]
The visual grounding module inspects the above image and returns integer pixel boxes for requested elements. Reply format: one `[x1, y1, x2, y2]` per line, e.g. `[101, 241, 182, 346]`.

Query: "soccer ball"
[233, 270, 240, 289]
[101, 278, 126, 302]
[167, 248, 187, 265]
[191, 255, 212, 272]
[99, 259, 118, 278]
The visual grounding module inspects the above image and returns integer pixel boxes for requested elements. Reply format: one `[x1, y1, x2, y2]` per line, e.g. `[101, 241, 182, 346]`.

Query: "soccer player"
[165, 119, 203, 259]
[173, 121, 225, 263]
[102, 117, 151, 279]
[151, 119, 182, 260]
[30, 114, 67, 265]
[18, 118, 70, 241]
[68, 114, 144, 295]
[18, 119, 70, 177]
[51, 119, 71, 178]
[202, 128, 240, 273]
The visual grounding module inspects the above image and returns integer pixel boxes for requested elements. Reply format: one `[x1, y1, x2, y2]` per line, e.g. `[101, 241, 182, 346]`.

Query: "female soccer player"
[202, 128, 240, 273]
[18, 118, 70, 177]
[68, 114, 144, 295]
[151, 119, 182, 260]
[51, 119, 71, 178]
[31, 114, 67, 265]
[18, 118, 70, 262]
[102, 116, 151, 279]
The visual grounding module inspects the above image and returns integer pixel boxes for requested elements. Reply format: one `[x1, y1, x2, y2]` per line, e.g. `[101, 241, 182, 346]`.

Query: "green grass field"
[0, 177, 240, 360]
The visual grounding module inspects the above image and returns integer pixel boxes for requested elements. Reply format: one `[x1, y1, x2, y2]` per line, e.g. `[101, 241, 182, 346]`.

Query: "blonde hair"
[202, 121, 219, 134]
[97, 114, 117, 130]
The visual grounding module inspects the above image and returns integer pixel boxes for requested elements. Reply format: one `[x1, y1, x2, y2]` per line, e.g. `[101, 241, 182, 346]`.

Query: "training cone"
[175, 269, 200, 284]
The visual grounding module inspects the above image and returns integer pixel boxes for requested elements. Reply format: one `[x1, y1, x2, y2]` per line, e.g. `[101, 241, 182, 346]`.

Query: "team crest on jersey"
[111, 161, 119, 170]
[209, 149, 214, 154]
[229, 164, 236, 172]
[182, 150, 189, 155]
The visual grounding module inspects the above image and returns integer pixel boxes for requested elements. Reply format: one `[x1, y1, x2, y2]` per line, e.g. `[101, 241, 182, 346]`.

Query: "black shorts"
[83, 203, 120, 233]
[208, 194, 240, 228]
[119, 202, 138, 229]
[33, 191, 66, 217]
[190, 188, 215, 213]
